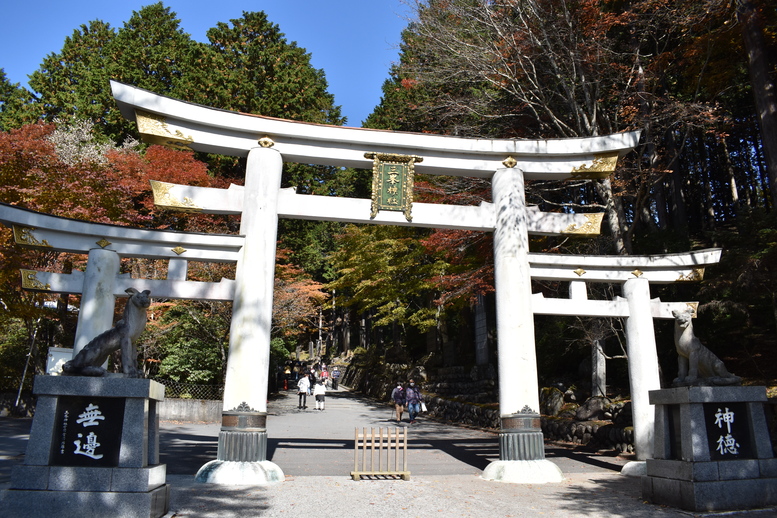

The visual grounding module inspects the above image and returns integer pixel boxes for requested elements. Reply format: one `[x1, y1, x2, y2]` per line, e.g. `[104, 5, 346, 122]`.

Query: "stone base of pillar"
[195, 410, 284, 485]
[497, 415, 545, 459]
[482, 460, 563, 483]
[195, 460, 284, 485]
[482, 415, 564, 483]
[217, 429, 268, 461]
[620, 460, 646, 477]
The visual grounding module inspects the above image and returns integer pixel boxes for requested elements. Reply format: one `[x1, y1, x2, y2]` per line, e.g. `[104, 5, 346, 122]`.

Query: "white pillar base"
[620, 460, 646, 477]
[195, 460, 284, 486]
[481, 459, 563, 484]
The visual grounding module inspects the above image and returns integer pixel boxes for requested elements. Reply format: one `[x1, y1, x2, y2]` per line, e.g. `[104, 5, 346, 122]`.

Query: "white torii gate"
[112, 81, 726, 483]
[111, 80, 651, 484]
[0, 80, 723, 485]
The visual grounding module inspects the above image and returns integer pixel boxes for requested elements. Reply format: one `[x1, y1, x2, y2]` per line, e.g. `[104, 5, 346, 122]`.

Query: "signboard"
[50, 396, 126, 467]
[366, 152, 422, 222]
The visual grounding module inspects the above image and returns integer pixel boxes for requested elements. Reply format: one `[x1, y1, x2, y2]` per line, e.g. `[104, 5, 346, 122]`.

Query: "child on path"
[297, 373, 311, 409]
[313, 378, 327, 410]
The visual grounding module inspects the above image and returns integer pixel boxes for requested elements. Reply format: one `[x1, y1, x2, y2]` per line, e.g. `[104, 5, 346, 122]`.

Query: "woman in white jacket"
[297, 373, 311, 409]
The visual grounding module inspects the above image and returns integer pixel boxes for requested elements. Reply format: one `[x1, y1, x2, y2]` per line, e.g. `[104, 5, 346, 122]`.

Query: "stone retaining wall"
[424, 396, 499, 429]
[158, 398, 221, 423]
[542, 417, 635, 453]
[423, 394, 636, 452]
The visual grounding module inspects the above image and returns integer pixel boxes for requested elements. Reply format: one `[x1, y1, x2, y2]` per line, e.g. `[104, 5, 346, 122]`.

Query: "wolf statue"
[63, 288, 151, 378]
[672, 307, 741, 386]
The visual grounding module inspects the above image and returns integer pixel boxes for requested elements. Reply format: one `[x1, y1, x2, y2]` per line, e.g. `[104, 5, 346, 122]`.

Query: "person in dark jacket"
[405, 379, 424, 424]
[390, 381, 406, 422]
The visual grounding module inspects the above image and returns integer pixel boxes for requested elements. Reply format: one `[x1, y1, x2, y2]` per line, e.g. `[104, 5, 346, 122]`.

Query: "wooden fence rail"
[351, 427, 410, 480]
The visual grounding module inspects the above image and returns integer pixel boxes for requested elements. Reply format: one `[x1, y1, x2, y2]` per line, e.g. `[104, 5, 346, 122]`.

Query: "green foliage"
[23, 5, 344, 146]
[0, 318, 30, 379]
[327, 225, 444, 335]
[111, 3, 194, 96]
[278, 220, 342, 282]
[269, 337, 292, 372]
[28, 19, 122, 139]
[150, 302, 229, 384]
[200, 11, 342, 124]
[0, 69, 37, 131]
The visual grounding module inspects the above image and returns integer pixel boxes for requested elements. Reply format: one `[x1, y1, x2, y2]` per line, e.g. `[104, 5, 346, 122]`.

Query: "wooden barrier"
[351, 427, 410, 480]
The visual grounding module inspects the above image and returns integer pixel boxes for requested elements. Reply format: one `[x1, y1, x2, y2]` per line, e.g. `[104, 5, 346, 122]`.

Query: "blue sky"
[0, 0, 410, 126]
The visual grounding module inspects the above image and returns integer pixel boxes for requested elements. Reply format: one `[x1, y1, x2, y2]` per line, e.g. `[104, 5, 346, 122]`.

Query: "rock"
[540, 387, 565, 416]
[613, 401, 633, 426]
[558, 402, 579, 418]
[575, 396, 610, 421]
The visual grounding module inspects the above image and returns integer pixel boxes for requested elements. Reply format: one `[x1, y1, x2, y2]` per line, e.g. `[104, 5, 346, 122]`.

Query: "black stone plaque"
[704, 402, 753, 460]
[50, 396, 125, 467]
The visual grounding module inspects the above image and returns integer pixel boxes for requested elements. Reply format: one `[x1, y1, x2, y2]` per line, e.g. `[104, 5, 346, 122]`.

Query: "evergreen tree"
[202, 11, 342, 124]
[28, 20, 120, 138]
[0, 69, 36, 131]
[110, 3, 195, 100]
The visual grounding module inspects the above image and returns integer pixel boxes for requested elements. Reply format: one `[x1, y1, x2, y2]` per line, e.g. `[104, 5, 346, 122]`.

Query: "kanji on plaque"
[704, 402, 752, 460]
[74, 431, 103, 459]
[76, 403, 105, 427]
[366, 152, 423, 222]
[50, 396, 125, 467]
[712, 407, 740, 455]
[716, 433, 740, 456]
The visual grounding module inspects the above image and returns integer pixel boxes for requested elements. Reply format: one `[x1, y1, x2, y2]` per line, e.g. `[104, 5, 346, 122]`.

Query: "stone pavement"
[2, 385, 776, 517]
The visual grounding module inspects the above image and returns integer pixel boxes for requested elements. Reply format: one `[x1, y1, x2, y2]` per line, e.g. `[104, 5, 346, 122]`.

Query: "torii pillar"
[72, 248, 121, 354]
[623, 277, 662, 460]
[482, 167, 563, 483]
[196, 146, 285, 484]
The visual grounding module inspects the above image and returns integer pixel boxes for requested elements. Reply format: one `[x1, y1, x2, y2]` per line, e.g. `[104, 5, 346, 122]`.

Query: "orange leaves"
[1, 121, 216, 230]
[273, 248, 328, 338]
[400, 78, 419, 90]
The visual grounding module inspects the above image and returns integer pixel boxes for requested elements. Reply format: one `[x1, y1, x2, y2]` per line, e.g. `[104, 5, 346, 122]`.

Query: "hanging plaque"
[365, 152, 423, 222]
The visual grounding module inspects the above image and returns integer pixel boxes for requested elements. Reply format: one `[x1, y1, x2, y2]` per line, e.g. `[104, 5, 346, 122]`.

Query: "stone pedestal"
[195, 409, 284, 485]
[5, 376, 169, 518]
[482, 415, 563, 483]
[643, 386, 777, 512]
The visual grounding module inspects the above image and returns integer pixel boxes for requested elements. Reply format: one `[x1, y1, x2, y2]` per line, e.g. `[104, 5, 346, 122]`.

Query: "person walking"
[405, 378, 424, 424]
[297, 373, 311, 409]
[313, 378, 327, 410]
[331, 367, 341, 390]
[390, 381, 406, 422]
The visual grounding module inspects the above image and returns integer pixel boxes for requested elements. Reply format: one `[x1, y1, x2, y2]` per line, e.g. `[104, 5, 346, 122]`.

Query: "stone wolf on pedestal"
[63, 288, 151, 378]
[672, 307, 740, 386]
